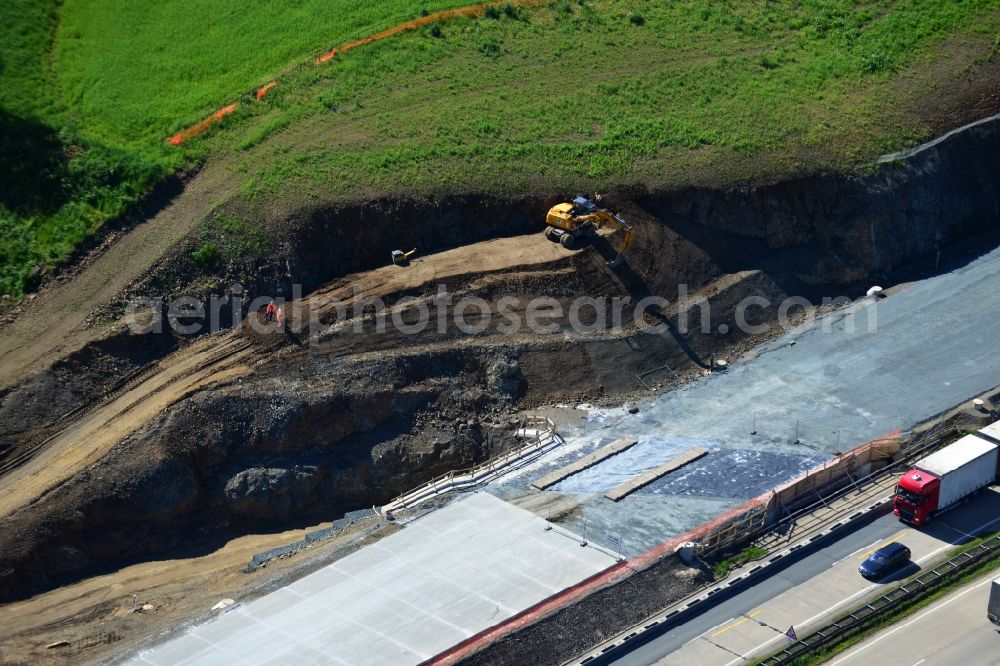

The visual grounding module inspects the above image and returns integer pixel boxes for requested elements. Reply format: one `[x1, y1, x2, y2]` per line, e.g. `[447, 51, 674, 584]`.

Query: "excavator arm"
[544, 197, 634, 265]
[594, 211, 633, 265]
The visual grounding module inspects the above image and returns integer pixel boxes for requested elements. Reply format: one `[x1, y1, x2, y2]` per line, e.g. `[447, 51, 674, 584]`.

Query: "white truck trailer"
[893, 435, 999, 526]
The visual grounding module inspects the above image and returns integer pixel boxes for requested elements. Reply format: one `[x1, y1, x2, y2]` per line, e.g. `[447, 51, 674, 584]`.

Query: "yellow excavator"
[391, 248, 417, 266]
[544, 196, 633, 266]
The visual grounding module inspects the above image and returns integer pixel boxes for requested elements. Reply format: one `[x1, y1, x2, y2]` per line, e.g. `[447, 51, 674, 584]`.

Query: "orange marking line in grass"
[315, 0, 543, 64]
[167, 103, 238, 145]
[255, 81, 278, 100]
[170, 1, 544, 145]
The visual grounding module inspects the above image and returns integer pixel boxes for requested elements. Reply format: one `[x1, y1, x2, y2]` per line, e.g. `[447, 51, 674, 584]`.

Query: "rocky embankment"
[0, 345, 524, 601]
[0, 114, 997, 603]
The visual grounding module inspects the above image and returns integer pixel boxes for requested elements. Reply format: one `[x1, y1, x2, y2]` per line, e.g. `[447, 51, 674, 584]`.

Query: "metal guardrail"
[736, 431, 961, 556]
[570, 490, 892, 666]
[396, 416, 554, 492]
[568, 427, 976, 665]
[381, 416, 558, 514]
[757, 533, 1000, 665]
[767, 428, 964, 532]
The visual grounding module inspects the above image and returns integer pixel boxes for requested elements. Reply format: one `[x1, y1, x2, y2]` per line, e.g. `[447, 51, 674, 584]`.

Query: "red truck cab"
[893, 469, 940, 526]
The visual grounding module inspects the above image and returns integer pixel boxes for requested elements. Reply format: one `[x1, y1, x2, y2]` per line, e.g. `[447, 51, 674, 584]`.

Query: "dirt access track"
[0, 233, 589, 522]
[0, 225, 733, 664]
[0, 161, 238, 392]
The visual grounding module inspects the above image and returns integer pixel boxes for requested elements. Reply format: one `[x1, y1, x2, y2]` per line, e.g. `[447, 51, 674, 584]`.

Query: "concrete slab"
[605, 448, 709, 501]
[532, 438, 637, 490]
[133, 633, 220, 666]
[129, 492, 618, 666]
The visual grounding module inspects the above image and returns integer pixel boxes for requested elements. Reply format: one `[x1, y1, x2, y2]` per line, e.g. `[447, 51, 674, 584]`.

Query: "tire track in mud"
[0, 161, 240, 391]
[0, 233, 577, 519]
[0, 336, 254, 519]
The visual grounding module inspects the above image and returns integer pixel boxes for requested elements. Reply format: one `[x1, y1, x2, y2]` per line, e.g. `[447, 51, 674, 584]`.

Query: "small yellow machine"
[391, 248, 417, 266]
[544, 196, 633, 266]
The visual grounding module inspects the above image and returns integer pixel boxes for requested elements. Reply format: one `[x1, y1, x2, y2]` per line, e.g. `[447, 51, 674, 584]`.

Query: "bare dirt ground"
[2, 92, 998, 664]
[0, 231, 622, 664]
[0, 334, 252, 521]
[0, 232, 588, 525]
[0, 161, 239, 391]
[0, 515, 397, 665]
[0, 217, 795, 664]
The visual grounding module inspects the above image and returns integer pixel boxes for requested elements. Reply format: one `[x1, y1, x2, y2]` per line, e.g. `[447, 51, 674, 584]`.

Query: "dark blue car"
[859, 542, 911, 580]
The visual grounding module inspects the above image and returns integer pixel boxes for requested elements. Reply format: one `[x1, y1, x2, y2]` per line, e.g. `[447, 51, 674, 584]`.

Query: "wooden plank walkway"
[604, 447, 709, 501]
[531, 438, 638, 490]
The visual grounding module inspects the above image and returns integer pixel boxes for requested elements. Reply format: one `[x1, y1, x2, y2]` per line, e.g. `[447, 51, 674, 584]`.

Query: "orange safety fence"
[318, 2, 487, 63]
[167, 103, 238, 145]
[256, 81, 278, 100]
[317, 0, 543, 64]
[168, 0, 540, 145]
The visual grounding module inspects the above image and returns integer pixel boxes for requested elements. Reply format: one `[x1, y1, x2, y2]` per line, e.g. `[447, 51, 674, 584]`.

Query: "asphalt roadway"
[599, 488, 1000, 666]
[828, 570, 1000, 666]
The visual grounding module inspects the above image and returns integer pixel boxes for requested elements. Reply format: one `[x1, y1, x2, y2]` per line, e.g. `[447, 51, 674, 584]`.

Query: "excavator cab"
[570, 196, 598, 216]
[391, 248, 417, 266]
[544, 197, 633, 266]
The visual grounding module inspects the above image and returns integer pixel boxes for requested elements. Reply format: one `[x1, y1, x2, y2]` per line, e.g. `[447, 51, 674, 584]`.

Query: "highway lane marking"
[827, 576, 993, 665]
[855, 529, 907, 561]
[846, 540, 878, 559]
[720, 510, 1000, 666]
[939, 520, 974, 540]
[845, 528, 906, 560]
[711, 610, 762, 637]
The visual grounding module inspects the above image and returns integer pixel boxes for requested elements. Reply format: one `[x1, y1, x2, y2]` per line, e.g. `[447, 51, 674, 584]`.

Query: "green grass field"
[218, 0, 998, 201]
[0, 0, 474, 297]
[1, 0, 998, 297]
[55, 0, 473, 148]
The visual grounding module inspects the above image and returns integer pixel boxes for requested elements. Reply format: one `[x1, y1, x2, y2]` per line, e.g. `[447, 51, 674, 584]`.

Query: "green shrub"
[628, 12, 645, 26]
[191, 242, 219, 270]
[861, 50, 893, 73]
[476, 38, 502, 58]
[713, 546, 768, 578]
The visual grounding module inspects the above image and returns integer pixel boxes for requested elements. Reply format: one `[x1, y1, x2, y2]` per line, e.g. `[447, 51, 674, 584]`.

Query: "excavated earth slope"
[0, 113, 997, 664]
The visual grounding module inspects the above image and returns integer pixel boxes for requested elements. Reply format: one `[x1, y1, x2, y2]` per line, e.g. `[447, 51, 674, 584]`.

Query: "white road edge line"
[828, 577, 993, 665]
[846, 539, 881, 559]
[718, 510, 1000, 666]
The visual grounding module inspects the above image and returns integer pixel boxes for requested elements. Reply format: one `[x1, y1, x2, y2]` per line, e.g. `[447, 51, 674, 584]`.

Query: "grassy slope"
[56, 0, 474, 149]
[213, 0, 999, 205]
[0, 0, 167, 298]
[0, 0, 472, 297]
[2, 0, 998, 297]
